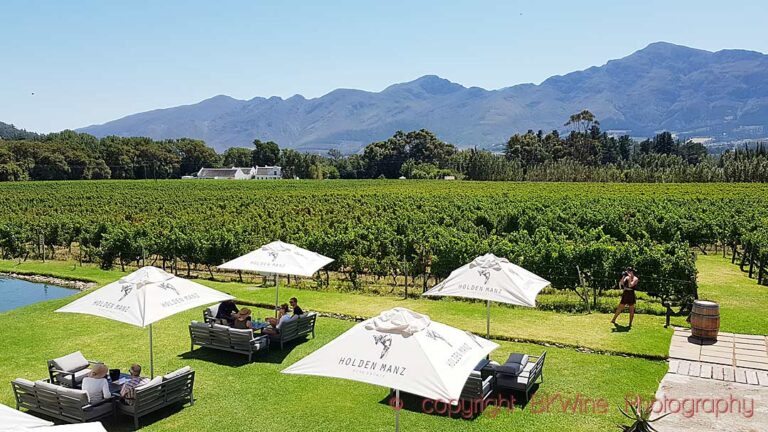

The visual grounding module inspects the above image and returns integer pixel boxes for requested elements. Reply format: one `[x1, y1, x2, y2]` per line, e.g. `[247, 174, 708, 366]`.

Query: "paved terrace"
[669, 327, 768, 373]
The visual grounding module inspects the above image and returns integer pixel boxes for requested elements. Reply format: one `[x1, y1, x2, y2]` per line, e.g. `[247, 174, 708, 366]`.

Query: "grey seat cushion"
[13, 378, 36, 391]
[57, 386, 89, 405]
[57, 369, 91, 387]
[497, 362, 535, 389]
[53, 351, 89, 373]
[495, 353, 529, 376]
[163, 366, 191, 381]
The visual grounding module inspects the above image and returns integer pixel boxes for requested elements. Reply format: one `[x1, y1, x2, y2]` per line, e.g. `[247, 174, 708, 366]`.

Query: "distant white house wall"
[196, 166, 281, 180]
[254, 166, 282, 179]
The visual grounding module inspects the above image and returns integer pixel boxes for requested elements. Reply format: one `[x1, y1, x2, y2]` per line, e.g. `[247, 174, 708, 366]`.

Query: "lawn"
[0, 260, 678, 358]
[1, 254, 762, 430]
[696, 254, 768, 335]
[0, 294, 665, 431]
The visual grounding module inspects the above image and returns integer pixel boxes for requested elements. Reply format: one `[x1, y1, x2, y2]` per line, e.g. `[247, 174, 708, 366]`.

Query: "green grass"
[1, 260, 678, 358]
[1, 255, 762, 430]
[0, 293, 666, 431]
[695, 253, 768, 335]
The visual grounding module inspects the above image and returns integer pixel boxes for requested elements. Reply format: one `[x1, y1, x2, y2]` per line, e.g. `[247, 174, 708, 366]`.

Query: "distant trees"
[361, 129, 457, 179]
[252, 139, 280, 166]
[222, 147, 252, 167]
[1, 112, 767, 182]
[174, 138, 220, 175]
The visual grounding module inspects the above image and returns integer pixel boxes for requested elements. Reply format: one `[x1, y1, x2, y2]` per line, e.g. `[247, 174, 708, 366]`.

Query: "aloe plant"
[617, 398, 670, 432]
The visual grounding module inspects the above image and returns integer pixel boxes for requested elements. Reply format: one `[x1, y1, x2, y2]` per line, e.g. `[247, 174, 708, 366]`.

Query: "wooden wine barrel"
[690, 300, 720, 340]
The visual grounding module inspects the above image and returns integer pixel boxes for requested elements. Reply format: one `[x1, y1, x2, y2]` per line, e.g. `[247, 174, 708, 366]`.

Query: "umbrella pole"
[275, 281, 280, 318]
[395, 388, 400, 432]
[149, 324, 154, 379]
[486, 300, 491, 338]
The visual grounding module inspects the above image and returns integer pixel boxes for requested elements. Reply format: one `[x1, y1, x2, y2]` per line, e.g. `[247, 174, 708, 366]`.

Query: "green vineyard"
[2, 180, 767, 303]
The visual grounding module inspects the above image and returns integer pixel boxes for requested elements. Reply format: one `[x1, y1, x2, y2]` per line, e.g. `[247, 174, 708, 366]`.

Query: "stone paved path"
[669, 327, 768, 371]
[654, 328, 768, 430]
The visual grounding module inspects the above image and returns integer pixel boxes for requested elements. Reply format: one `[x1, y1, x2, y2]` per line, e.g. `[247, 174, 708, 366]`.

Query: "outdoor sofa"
[189, 321, 269, 361]
[494, 351, 547, 402]
[47, 351, 100, 388]
[11, 378, 115, 424]
[268, 312, 317, 349]
[117, 366, 195, 430]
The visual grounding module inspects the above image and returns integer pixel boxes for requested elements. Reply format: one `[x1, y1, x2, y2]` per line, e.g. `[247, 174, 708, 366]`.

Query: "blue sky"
[3, 0, 767, 132]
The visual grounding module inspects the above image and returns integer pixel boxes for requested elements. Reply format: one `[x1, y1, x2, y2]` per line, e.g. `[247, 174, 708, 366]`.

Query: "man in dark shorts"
[611, 267, 639, 327]
[216, 299, 239, 325]
[290, 297, 304, 317]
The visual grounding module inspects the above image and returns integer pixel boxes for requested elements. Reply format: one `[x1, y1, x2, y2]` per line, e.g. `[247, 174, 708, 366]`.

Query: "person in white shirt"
[264, 303, 293, 336]
[80, 363, 111, 403]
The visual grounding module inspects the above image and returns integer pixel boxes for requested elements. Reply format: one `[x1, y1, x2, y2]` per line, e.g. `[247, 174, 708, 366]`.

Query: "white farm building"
[196, 166, 282, 180]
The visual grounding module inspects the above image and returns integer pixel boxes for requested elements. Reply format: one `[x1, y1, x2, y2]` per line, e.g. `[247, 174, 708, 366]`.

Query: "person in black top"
[216, 300, 239, 324]
[289, 297, 304, 317]
[611, 267, 639, 327]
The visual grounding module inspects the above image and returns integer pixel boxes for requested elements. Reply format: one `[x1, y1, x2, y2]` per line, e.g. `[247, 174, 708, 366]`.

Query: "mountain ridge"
[77, 42, 768, 152]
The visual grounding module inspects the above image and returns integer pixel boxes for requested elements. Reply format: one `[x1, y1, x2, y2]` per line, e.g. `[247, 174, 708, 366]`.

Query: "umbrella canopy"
[56, 266, 234, 327]
[56, 266, 233, 376]
[423, 253, 550, 337]
[0, 403, 53, 430]
[218, 240, 333, 277]
[283, 308, 498, 430]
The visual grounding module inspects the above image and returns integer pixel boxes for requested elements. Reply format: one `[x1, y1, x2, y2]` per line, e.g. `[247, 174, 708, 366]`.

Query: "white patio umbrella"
[218, 240, 333, 313]
[423, 253, 550, 337]
[0, 403, 53, 430]
[56, 266, 233, 377]
[283, 307, 498, 431]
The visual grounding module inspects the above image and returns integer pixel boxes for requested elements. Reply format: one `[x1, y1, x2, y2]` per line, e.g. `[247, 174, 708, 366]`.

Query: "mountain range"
[77, 42, 768, 153]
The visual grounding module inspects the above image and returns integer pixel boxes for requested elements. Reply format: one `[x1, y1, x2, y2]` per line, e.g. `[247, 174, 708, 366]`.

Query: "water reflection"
[0, 277, 78, 313]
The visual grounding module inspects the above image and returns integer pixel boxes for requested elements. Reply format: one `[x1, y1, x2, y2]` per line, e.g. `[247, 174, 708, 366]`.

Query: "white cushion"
[135, 376, 162, 391]
[162, 366, 191, 381]
[53, 351, 89, 373]
[34, 380, 61, 394]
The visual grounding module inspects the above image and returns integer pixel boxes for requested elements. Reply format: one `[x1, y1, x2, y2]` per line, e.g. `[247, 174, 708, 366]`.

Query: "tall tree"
[252, 139, 280, 166]
[222, 147, 253, 167]
[173, 138, 221, 175]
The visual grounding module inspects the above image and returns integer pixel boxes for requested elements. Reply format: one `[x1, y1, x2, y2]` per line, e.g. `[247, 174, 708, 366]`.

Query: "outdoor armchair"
[494, 351, 546, 402]
[46, 351, 100, 388]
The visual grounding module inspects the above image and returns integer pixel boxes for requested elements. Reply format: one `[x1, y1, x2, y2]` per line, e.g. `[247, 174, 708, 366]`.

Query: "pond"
[0, 276, 79, 313]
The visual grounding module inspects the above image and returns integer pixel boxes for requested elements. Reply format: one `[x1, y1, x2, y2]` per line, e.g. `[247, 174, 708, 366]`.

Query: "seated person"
[216, 299, 239, 324]
[81, 363, 111, 403]
[232, 308, 254, 329]
[264, 304, 293, 336]
[120, 364, 149, 405]
[289, 297, 304, 317]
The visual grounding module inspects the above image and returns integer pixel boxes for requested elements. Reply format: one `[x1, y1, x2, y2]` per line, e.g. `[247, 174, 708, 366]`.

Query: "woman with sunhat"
[232, 308, 254, 329]
[81, 363, 111, 403]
